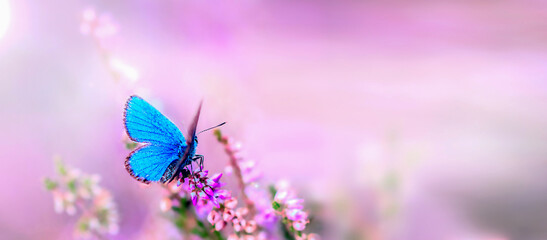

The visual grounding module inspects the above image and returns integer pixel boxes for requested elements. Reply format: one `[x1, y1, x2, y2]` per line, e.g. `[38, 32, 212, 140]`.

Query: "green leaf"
[54, 157, 67, 176]
[67, 179, 77, 192]
[77, 219, 90, 231]
[180, 197, 191, 208]
[125, 142, 138, 150]
[191, 227, 207, 238]
[196, 219, 205, 229]
[174, 215, 185, 230]
[280, 222, 296, 240]
[213, 230, 224, 240]
[272, 201, 281, 210]
[282, 217, 288, 224]
[172, 206, 183, 213]
[43, 178, 58, 190]
[269, 185, 277, 199]
[214, 129, 223, 143]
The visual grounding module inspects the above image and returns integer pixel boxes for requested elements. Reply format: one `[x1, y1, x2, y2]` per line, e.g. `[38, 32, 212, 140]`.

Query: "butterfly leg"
[193, 154, 204, 170]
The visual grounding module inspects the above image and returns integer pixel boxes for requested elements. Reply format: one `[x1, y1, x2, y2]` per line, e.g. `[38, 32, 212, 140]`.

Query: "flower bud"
[159, 197, 172, 212]
[245, 220, 257, 233]
[207, 210, 220, 224]
[293, 220, 307, 231]
[286, 198, 304, 209]
[286, 209, 308, 221]
[223, 209, 235, 221]
[236, 207, 249, 218]
[233, 219, 242, 232]
[225, 198, 238, 209]
[215, 220, 226, 231]
[227, 234, 239, 240]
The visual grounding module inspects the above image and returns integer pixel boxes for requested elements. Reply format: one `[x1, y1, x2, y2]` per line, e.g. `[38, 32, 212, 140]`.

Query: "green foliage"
[67, 179, 77, 192]
[213, 230, 224, 240]
[269, 185, 277, 198]
[214, 129, 227, 144]
[43, 178, 58, 190]
[272, 201, 282, 210]
[54, 157, 67, 176]
[280, 222, 296, 240]
[125, 141, 138, 150]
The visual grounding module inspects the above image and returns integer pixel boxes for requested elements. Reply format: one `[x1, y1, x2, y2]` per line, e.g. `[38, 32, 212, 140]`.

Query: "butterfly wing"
[125, 144, 181, 183]
[164, 101, 202, 183]
[187, 101, 202, 139]
[124, 95, 186, 183]
[124, 95, 186, 146]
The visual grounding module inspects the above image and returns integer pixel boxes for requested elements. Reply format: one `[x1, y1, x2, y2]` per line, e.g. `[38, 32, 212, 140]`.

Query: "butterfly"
[123, 95, 225, 184]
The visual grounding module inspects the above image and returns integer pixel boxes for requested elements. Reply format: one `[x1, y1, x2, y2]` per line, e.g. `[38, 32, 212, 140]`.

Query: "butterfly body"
[123, 95, 201, 184]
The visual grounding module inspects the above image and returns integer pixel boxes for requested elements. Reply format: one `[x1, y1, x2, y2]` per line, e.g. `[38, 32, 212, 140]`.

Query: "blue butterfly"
[123, 95, 224, 184]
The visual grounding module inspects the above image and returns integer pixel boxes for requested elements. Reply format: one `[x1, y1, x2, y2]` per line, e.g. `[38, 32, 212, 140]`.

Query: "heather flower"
[271, 181, 313, 237]
[293, 220, 307, 231]
[225, 197, 238, 209]
[247, 187, 278, 227]
[222, 137, 263, 184]
[109, 57, 139, 83]
[215, 220, 226, 231]
[227, 234, 239, 240]
[286, 198, 305, 210]
[159, 130, 321, 239]
[81, 7, 140, 87]
[44, 158, 119, 239]
[80, 8, 118, 44]
[159, 197, 172, 212]
[245, 220, 257, 233]
[286, 209, 308, 221]
[207, 210, 221, 224]
[236, 207, 249, 218]
[223, 208, 235, 221]
[307, 233, 321, 240]
[186, 169, 228, 208]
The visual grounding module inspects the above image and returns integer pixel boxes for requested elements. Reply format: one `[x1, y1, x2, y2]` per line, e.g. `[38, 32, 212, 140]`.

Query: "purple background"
[1, 0, 547, 239]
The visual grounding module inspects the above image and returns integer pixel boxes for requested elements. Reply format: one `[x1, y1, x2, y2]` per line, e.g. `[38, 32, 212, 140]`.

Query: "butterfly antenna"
[198, 122, 226, 134]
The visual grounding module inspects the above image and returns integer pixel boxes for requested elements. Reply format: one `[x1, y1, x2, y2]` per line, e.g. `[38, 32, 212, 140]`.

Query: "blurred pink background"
[2, 0, 547, 239]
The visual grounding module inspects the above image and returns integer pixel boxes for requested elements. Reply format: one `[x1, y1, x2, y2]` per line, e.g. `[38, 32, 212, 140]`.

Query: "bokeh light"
[0, 0, 11, 40]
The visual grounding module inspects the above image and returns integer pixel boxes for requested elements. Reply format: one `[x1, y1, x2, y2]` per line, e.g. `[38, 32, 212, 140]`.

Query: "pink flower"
[296, 234, 307, 240]
[255, 208, 277, 226]
[223, 209, 235, 221]
[186, 169, 228, 209]
[236, 207, 249, 218]
[293, 220, 307, 231]
[243, 235, 256, 240]
[216, 189, 231, 200]
[159, 197, 172, 212]
[224, 197, 238, 209]
[286, 198, 304, 209]
[214, 220, 226, 231]
[233, 218, 243, 232]
[207, 210, 221, 224]
[227, 234, 239, 240]
[307, 233, 321, 240]
[274, 190, 289, 203]
[190, 192, 198, 205]
[80, 8, 118, 43]
[256, 232, 268, 240]
[286, 209, 308, 221]
[245, 220, 257, 233]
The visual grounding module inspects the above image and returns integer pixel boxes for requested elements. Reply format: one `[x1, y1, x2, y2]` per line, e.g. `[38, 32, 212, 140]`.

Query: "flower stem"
[215, 130, 256, 216]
